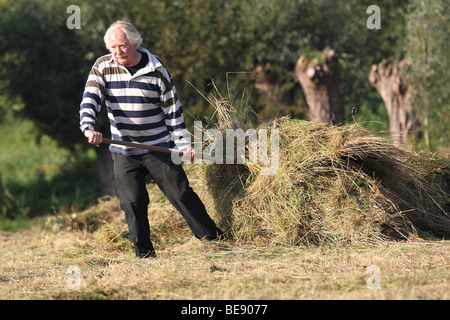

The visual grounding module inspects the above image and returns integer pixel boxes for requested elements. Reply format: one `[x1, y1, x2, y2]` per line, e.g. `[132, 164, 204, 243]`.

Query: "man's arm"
[158, 66, 191, 151]
[79, 62, 106, 146]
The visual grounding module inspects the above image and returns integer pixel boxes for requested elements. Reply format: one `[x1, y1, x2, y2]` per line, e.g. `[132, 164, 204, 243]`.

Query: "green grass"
[350, 91, 390, 133]
[0, 117, 102, 229]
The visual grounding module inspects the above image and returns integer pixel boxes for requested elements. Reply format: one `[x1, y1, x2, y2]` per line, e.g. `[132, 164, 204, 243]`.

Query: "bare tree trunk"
[250, 63, 296, 120]
[95, 144, 116, 196]
[369, 58, 415, 148]
[251, 63, 282, 103]
[294, 49, 345, 125]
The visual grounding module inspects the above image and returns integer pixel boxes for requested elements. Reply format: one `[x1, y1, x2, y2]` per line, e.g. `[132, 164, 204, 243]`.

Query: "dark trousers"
[111, 151, 222, 257]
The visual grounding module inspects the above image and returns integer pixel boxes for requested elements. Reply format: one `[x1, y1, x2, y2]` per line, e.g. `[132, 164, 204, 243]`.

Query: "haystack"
[196, 89, 450, 246]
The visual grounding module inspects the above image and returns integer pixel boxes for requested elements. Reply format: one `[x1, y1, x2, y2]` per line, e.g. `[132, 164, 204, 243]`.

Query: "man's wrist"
[83, 125, 95, 134]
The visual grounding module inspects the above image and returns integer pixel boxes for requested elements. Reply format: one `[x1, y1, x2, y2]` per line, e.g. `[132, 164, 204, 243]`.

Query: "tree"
[0, 0, 117, 195]
[0, 1, 88, 146]
[369, 59, 415, 148]
[295, 49, 345, 125]
[404, 0, 450, 152]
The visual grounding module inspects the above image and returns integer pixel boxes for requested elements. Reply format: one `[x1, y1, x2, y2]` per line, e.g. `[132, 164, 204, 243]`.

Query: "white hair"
[104, 21, 143, 50]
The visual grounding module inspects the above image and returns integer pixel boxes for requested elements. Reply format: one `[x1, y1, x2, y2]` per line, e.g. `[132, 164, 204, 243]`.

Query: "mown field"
[1, 178, 449, 301]
[0, 226, 448, 301]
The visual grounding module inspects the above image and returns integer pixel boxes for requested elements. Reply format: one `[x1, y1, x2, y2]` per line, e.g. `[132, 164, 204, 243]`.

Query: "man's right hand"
[84, 130, 103, 147]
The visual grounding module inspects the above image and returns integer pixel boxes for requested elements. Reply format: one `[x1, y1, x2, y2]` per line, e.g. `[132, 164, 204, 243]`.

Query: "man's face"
[108, 31, 138, 67]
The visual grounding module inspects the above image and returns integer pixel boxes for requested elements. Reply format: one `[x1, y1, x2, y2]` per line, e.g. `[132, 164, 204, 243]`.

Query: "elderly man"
[79, 21, 223, 258]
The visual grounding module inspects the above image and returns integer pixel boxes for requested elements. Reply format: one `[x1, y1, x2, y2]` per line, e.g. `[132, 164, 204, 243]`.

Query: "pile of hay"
[197, 90, 450, 246]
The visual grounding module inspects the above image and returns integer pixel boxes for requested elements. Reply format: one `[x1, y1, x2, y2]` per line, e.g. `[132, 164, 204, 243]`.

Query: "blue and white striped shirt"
[79, 48, 190, 156]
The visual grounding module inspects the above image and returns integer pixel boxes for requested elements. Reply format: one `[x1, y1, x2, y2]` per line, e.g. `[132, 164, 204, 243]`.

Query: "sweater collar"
[108, 47, 162, 72]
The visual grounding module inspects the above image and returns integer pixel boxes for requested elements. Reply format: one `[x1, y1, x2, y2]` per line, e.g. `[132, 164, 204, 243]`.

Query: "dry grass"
[0, 169, 449, 300]
[0, 226, 449, 300]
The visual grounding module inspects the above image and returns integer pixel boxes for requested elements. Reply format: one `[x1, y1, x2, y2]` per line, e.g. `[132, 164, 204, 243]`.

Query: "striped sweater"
[79, 48, 190, 156]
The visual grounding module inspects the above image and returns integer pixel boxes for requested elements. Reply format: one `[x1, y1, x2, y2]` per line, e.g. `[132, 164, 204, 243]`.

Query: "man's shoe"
[139, 250, 157, 258]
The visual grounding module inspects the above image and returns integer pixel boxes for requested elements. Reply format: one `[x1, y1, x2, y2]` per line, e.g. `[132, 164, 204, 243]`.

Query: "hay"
[46, 183, 191, 248]
[197, 88, 450, 246]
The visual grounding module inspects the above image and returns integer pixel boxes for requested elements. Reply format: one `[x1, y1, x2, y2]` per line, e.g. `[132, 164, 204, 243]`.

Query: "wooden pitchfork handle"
[102, 138, 184, 156]
[101, 138, 239, 164]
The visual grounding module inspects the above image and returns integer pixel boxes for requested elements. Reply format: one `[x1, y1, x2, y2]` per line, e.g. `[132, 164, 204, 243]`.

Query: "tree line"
[0, 0, 448, 196]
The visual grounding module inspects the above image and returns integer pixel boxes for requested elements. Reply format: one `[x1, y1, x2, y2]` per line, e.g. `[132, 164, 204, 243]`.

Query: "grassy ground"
[0, 225, 448, 300]
[1, 158, 448, 301]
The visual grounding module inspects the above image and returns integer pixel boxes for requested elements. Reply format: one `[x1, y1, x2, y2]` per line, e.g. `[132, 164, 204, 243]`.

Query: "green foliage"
[0, 0, 93, 148]
[0, 117, 102, 225]
[0, 0, 414, 141]
[404, 0, 450, 152]
[350, 91, 390, 134]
